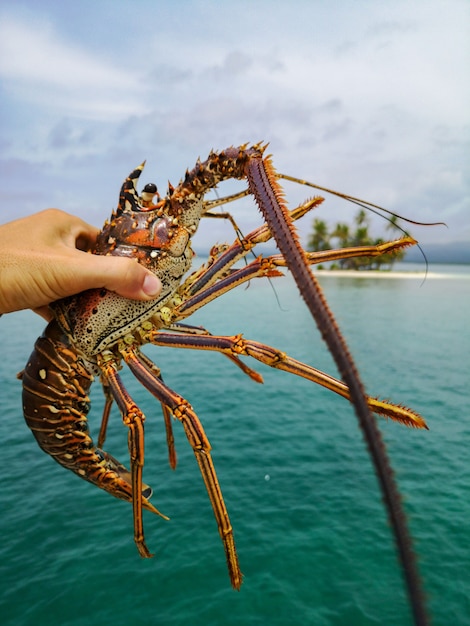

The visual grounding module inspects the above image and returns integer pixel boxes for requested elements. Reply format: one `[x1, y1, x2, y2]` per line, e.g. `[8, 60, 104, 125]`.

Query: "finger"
[75, 231, 98, 252]
[68, 220, 100, 252]
[37, 209, 100, 251]
[79, 255, 162, 300]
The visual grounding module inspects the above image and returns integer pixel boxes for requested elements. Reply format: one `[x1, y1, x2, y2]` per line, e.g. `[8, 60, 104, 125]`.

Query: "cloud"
[0, 15, 148, 120]
[0, 1, 468, 247]
[205, 51, 253, 80]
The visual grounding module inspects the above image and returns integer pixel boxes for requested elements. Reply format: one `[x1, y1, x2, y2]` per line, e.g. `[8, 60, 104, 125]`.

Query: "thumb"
[88, 255, 162, 300]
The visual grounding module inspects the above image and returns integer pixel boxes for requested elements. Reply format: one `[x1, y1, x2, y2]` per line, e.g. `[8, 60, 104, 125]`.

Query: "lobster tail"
[21, 320, 157, 513]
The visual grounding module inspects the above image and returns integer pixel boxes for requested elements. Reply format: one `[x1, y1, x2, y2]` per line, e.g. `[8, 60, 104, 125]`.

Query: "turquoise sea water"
[0, 264, 469, 625]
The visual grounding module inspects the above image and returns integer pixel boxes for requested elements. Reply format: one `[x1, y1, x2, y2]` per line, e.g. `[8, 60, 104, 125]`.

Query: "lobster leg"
[159, 323, 265, 384]
[97, 355, 177, 471]
[185, 196, 326, 296]
[274, 238, 417, 267]
[177, 191, 413, 319]
[97, 356, 154, 558]
[120, 346, 242, 590]
[143, 330, 427, 430]
[175, 238, 414, 322]
[97, 382, 113, 448]
[135, 350, 177, 470]
[190, 189, 413, 299]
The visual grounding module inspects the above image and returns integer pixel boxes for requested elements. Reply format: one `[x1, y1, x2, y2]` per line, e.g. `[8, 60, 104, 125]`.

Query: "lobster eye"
[142, 183, 157, 194]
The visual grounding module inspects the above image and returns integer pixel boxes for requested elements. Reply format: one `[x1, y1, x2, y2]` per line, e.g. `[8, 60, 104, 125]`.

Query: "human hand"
[0, 209, 162, 321]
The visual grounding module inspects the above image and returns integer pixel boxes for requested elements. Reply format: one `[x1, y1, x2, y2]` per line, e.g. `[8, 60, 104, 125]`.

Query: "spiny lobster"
[21, 144, 430, 625]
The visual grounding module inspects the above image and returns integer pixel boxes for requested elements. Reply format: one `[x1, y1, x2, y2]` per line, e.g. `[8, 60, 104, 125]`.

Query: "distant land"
[404, 241, 470, 264]
[194, 241, 470, 265]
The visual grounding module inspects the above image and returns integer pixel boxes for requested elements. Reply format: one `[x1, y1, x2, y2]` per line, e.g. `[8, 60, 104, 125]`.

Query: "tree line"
[307, 209, 407, 270]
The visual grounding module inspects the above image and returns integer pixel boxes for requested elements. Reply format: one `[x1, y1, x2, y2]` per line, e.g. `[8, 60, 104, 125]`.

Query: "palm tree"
[307, 209, 413, 271]
[385, 215, 407, 268]
[386, 214, 400, 234]
[331, 222, 350, 268]
[355, 209, 368, 228]
[331, 222, 350, 247]
[308, 218, 330, 252]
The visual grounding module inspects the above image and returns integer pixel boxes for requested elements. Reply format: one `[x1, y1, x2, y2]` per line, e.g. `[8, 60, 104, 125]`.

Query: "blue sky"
[0, 0, 468, 251]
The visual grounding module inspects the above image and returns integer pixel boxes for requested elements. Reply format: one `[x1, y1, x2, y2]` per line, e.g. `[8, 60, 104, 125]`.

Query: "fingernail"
[143, 273, 162, 297]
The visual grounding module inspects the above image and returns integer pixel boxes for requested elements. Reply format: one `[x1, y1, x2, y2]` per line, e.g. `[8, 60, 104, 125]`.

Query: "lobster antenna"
[277, 173, 446, 228]
[277, 172, 446, 280]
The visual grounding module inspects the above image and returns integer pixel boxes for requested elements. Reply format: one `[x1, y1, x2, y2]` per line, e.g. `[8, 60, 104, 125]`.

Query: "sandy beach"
[314, 269, 470, 280]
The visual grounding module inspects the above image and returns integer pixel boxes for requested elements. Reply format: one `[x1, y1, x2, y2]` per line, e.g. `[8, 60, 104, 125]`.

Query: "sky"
[0, 0, 469, 252]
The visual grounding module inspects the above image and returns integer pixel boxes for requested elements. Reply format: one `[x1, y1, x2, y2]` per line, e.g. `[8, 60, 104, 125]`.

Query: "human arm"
[0, 209, 162, 320]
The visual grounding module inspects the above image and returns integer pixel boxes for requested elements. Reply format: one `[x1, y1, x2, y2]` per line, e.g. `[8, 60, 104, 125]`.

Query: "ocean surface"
[0, 263, 469, 625]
